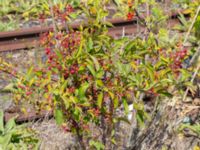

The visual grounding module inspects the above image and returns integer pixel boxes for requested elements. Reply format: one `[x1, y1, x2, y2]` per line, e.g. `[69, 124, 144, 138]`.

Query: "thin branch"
[49, 1, 57, 33]
[189, 46, 200, 66]
[182, 6, 200, 101]
[134, 9, 159, 46]
[183, 6, 200, 46]
[134, 9, 151, 32]
[183, 64, 200, 101]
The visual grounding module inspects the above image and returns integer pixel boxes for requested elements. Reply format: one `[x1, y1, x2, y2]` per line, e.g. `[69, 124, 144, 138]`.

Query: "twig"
[181, 6, 200, 101]
[145, 0, 150, 35]
[189, 46, 200, 66]
[134, 9, 159, 46]
[183, 6, 200, 46]
[48, 0, 59, 49]
[134, 9, 150, 32]
[183, 64, 200, 101]
[49, 0, 58, 33]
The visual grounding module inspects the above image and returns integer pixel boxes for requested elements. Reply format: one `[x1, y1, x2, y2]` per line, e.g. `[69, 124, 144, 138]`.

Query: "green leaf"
[33, 141, 41, 150]
[28, 78, 35, 87]
[54, 109, 64, 125]
[69, 12, 78, 19]
[133, 102, 149, 127]
[26, 66, 33, 80]
[122, 98, 129, 115]
[117, 117, 131, 124]
[79, 82, 90, 97]
[104, 21, 113, 27]
[142, 64, 154, 81]
[160, 56, 170, 64]
[157, 90, 173, 97]
[89, 140, 105, 150]
[125, 40, 136, 52]
[5, 118, 15, 133]
[136, 110, 146, 127]
[194, 15, 200, 39]
[0, 134, 12, 149]
[0, 111, 4, 133]
[179, 69, 191, 82]
[2, 83, 14, 92]
[97, 92, 103, 108]
[61, 95, 70, 109]
[88, 37, 93, 51]
[89, 55, 100, 71]
[178, 13, 189, 28]
[96, 79, 104, 87]
[96, 70, 104, 79]
[113, 97, 119, 109]
[111, 138, 117, 145]
[75, 35, 83, 57]
[74, 107, 81, 121]
[87, 64, 96, 77]
[60, 80, 68, 93]
[179, 124, 200, 135]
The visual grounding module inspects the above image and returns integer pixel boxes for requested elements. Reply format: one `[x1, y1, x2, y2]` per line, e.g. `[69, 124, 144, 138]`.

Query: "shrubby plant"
[0, 0, 198, 149]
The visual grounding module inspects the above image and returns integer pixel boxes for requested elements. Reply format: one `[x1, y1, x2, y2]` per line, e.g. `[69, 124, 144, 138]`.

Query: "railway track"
[0, 10, 187, 52]
[4, 108, 53, 123]
[1, 10, 190, 123]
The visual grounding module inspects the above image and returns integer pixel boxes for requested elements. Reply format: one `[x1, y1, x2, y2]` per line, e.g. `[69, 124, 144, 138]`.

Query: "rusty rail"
[4, 109, 53, 123]
[0, 18, 139, 52]
[0, 10, 188, 52]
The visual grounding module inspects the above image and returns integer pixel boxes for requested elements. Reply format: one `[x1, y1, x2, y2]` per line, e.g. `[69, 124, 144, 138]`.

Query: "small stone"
[183, 97, 193, 103]
[193, 98, 200, 106]
[182, 117, 191, 124]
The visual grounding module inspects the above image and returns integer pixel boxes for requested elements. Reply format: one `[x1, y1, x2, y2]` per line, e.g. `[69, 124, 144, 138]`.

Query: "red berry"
[127, 12, 134, 21]
[70, 69, 75, 74]
[55, 32, 63, 40]
[68, 87, 75, 93]
[26, 91, 32, 96]
[48, 55, 53, 61]
[179, 52, 185, 59]
[66, 4, 74, 13]
[64, 70, 69, 78]
[18, 85, 25, 90]
[48, 66, 52, 70]
[39, 13, 46, 23]
[62, 124, 70, 132]
[45, 47, 51, 55]
[57, 66, 62, 71]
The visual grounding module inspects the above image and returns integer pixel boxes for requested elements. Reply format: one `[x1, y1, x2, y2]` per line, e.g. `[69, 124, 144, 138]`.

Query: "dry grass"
[31, 119, 77, 150]
[29, 117, 130, 150]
